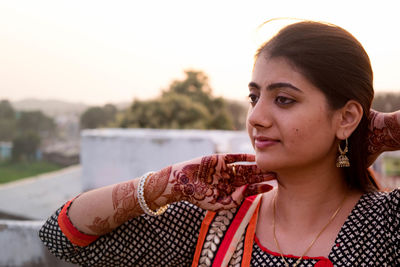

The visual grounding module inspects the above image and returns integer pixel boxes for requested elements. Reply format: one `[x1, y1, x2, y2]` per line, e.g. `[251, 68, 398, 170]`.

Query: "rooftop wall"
[81, 128, 252, 190]
[0, 220, 75, 267]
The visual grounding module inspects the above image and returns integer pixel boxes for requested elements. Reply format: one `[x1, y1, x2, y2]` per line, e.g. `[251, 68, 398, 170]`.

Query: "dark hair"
[256, 21, 378, 192]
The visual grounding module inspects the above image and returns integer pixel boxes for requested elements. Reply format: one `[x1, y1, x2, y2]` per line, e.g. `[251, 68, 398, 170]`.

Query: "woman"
[40, 21, 400, 266]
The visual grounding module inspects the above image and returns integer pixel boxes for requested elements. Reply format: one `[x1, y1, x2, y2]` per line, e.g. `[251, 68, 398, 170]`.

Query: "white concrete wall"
[81, 129, 252, 190]
[0, 220, 75, 267]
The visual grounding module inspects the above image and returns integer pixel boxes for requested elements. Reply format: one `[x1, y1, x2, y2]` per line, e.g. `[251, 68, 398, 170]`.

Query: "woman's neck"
[256, 162, 363, 258]
[272, 163, 353, 231]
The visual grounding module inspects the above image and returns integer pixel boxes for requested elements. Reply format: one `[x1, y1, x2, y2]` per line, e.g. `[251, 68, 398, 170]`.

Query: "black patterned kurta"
[39, 189, 400, 266]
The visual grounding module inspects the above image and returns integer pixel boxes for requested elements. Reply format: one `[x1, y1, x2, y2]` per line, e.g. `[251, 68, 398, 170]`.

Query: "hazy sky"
[1, 0, 399, 105]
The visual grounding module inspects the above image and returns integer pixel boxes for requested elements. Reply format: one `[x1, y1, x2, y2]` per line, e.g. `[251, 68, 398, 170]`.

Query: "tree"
[16, 111, 56, 138]
[0, 119, 16, 141]
[0, 100, 16, 141]
[103, 104, 117, 123]
[163, 70, 213, 105]
[206, 97, 234, 130]
[122, 94, 211, 129]
[80, 104, 118, 129]
[122, 70, 234, 130]
[0, 100, 15, 120]
[226, 100, 248, 130]
[12, 132, 41, 161]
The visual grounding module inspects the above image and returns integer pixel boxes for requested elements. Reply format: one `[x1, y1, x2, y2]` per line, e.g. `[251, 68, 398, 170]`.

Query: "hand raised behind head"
[162, 154, 276, 211]
[367, 109, 400, 166]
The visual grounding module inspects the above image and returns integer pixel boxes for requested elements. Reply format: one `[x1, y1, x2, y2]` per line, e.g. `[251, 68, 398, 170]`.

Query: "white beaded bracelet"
[137, 172, 169, 216]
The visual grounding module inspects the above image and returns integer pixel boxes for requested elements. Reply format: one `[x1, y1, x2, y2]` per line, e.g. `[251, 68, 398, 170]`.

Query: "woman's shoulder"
[356, 188, 400, 219]
[361, 187, 400, 205]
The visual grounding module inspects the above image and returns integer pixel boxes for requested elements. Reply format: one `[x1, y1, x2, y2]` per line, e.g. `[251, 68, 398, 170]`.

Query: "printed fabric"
[39, 189, 400, 266]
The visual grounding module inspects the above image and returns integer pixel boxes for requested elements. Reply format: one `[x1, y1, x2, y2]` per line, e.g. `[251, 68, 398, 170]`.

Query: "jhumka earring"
[336, 138, 350, 167]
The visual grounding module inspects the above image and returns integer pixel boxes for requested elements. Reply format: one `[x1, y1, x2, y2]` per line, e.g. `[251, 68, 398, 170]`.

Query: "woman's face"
[247, 56, 340, 173]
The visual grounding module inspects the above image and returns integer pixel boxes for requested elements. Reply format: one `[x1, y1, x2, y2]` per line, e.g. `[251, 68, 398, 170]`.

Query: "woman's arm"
[68, 166, 171, 236]
[367, 110, 400, 165]
[40, 200, 207, 266]
[40, 154, 274, 265]
[67, 154, 275, 236]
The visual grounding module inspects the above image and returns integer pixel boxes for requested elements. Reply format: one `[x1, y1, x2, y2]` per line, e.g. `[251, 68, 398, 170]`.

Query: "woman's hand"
[161, 154, 276, 211]
[367, 109, 400, 165]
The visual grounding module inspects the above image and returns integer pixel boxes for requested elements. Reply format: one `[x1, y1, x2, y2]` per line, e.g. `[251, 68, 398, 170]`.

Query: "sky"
[0, 0, 399, 105]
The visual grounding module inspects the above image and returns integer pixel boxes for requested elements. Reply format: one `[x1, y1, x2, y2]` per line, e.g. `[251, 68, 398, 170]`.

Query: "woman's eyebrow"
[248, 81, 302, 92]
[267, 82, 302, 92]
[248, 82, 260, 90]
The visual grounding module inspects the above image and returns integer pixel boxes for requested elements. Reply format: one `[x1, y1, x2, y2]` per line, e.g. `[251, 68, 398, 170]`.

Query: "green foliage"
[13, 111, 55, 161]
[1, 101, 56, 144]
[0, 100, 15, 120]
[0, 100, 16, 141]
[122, 70, 236, 130]
[163, 71, 212, 105]
[11, 132, 41, 162]
[0, 119, 16, 141]
[372, 92, 400, 112]
[226, 100, 248, 130]
[122, 94, 211, 129]
[80, 104, 117, 129]
[17, 111, 56, 138]
[0, 101, 57, 161]
[0, 160, 62, 184]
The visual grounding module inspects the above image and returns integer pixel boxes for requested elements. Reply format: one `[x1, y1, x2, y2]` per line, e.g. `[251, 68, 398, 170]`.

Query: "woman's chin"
[255, 158, 280, 172]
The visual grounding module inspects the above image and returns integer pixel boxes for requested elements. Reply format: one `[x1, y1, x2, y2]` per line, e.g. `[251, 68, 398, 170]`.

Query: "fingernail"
[260, 184, 273, 192]
[243, 184, 273, 197]
[263, 173, 277, 179]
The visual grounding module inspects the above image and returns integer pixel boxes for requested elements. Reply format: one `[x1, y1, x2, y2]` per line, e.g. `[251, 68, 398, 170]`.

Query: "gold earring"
[336, 138, 350, 167]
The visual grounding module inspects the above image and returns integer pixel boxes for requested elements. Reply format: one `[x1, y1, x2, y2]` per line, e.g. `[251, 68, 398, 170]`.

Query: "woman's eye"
[248, 94, 259, 105]
[275, 96, 295, 106]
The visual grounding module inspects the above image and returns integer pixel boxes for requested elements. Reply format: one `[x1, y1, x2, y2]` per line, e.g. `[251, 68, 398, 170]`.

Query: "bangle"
[137, 172, 169, 216]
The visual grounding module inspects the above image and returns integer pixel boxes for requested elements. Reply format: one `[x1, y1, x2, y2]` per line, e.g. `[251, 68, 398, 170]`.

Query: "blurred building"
[375, 151, 400, 190]
[0, 142, 12, 161]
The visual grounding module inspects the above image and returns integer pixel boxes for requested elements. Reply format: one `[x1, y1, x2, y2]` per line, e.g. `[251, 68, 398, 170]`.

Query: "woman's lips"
[254, 137, 279, 149]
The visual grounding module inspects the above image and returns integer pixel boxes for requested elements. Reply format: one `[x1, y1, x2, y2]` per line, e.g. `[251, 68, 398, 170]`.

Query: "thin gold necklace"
[272, 192, 347, 267]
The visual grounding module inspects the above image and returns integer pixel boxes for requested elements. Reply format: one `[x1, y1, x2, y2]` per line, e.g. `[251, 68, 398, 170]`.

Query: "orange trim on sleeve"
[191, 210, 216, 267]
[58, 198, 99, 247]
[241, 198, 261, 267]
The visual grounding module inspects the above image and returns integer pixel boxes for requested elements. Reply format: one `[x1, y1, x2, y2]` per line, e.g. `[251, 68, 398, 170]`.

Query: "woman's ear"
[335, 100, 363, 139]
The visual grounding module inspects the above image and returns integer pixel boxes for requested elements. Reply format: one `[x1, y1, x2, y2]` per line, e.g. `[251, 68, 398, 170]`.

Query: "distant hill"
[11, 98, 88, 117]
[11, 98, 131, 117]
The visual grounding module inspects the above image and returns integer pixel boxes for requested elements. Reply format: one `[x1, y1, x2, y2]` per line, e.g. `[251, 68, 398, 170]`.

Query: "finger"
[242, 183, 274, 198]
[224, 154, 255, 164]
[235, 164, 263, 175]
[231, 172, 276, 187]
[230, 164, 276, 183]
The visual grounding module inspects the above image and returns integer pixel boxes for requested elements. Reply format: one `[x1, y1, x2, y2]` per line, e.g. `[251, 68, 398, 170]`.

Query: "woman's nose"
[247, 99, 273, 129]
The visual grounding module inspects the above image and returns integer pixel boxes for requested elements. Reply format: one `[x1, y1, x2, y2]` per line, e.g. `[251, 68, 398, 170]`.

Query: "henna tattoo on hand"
[112, 181, 135, 209]
[112, 181, 141, 225]
[368, 112, 400, 155]
[144, 166, 171, 210]
[167, 163, 214, 204]
[197, 156, 218, 184]
[86, 216, 112, 235]
[384, 113, 400, 148]
[79, 167, 171, 236]
[110, 167, 172, 226]
[166, 154, 274, 209]
[243, 183, 273, 198]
